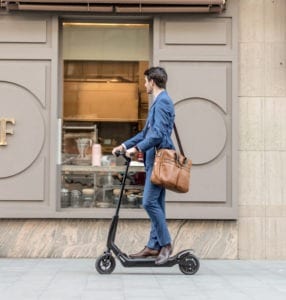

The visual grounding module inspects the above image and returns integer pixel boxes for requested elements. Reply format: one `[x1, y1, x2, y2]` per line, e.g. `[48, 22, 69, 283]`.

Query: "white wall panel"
[154, 6, 237, 219]
[0, 14, 58, 213]
[0, 18, 47, 43]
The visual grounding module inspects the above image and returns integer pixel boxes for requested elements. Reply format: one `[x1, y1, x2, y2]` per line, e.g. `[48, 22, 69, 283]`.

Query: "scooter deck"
[116, 254, 178, 267]
[115, 249, 194, 268]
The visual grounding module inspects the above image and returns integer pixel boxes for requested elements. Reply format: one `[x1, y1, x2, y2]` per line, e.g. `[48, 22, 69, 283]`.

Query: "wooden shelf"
[61, 165, 145, 173]
[63, 117, 141, 122]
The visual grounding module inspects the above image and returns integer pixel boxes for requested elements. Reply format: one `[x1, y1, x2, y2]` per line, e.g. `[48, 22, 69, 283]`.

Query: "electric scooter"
[95, 151, 200, 275]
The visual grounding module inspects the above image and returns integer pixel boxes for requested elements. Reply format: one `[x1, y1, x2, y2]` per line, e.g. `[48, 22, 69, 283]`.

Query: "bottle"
[92, 125, 102, 166]
[92, 144, 102, 166]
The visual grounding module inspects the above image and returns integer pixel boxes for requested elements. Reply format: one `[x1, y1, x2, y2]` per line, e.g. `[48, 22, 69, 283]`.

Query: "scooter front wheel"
[179, 253, 200, 275]
[95, 253, 116, 274]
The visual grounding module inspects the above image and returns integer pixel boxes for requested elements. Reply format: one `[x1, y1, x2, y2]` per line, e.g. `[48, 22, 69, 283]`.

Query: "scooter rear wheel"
[95, 253, 116, 274]
[179, 253, 200, 275]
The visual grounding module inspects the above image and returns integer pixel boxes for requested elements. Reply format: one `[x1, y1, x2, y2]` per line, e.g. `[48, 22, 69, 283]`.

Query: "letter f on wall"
[0, 118, 16, 146]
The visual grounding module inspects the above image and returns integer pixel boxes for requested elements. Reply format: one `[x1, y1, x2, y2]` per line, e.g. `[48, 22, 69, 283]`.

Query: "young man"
[112, 66, 175, 264]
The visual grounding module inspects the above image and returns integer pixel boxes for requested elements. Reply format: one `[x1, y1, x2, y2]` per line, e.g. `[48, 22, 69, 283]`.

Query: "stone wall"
[238, 0, 286, 259]
[0, 219, 237, 258]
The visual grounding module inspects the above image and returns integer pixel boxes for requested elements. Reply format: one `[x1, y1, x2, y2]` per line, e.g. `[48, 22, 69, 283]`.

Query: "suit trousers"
[143, 166, 171, 250]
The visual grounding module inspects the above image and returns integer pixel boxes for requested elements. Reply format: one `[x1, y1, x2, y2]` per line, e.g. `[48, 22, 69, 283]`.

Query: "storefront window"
[61, 22, 149, 209]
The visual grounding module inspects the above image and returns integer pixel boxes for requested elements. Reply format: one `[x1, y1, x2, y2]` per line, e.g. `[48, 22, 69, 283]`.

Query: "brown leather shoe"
[155, 244, 172, 265]
[129, 246, 160, 258]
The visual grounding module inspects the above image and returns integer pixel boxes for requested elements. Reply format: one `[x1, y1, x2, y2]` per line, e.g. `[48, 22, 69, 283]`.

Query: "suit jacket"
[124, 90, 175, 168]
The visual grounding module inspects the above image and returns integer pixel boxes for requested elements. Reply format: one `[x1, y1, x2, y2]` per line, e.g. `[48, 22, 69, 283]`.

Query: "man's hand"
[126, 147, 138, 158]
[112, 145, 124, 156]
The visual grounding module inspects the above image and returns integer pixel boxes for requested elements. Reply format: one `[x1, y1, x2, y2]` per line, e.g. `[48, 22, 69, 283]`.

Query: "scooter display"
[95, 151, 200, 275]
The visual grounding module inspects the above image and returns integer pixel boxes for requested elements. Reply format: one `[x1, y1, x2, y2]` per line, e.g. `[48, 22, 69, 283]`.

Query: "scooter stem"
[106, 152, 131, 249]
[114, 152, 131, 217]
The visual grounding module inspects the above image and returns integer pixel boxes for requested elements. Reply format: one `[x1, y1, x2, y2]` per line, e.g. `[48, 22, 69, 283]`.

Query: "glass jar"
[61, 188, 70, 208]
[82, 188, 95, 208]
[70, 190, 81, 208]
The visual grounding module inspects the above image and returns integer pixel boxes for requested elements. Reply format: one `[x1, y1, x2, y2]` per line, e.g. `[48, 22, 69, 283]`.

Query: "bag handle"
[173, 123, 185, 157]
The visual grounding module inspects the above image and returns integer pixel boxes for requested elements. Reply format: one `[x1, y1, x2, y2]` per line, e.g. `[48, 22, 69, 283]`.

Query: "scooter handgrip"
[115, 150, 121, 157]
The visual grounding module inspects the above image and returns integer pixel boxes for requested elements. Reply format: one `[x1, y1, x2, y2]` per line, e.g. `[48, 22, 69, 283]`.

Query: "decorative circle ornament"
[0, 82, 45, 178]
[175, 98, 227, 165]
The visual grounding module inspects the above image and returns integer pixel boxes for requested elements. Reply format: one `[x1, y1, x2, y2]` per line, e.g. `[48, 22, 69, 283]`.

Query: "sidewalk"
[0, 259, 285, 300]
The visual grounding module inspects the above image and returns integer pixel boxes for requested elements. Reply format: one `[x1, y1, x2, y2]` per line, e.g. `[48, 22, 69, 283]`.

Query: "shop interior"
[61, 22, 150, 210]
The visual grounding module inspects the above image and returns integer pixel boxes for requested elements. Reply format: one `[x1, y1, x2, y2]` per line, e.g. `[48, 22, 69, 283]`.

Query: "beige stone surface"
[239, 99, 264, 150]
[239, 0, 264, 42]
[266, 217, 286, 259]
[239, 1, 286, 98]
[264, 0, 286, 43]
[239, 60, 265, 97]
[264, 98, 286, 150]
[265, 43, 286, 96]
[264, 151, 286, 206]
[266, 206, 286, 218]
[239, 151, 265, 205]
[0, 220, 237, 259]
[239, 43, 265, 96]
[239, 205, 266, 218]
[168, 221, 238, 259]
[238, 0, 286, 259]
[238, 217, 266, 259]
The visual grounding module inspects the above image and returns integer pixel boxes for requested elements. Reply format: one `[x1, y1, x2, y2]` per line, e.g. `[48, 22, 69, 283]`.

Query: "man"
[112, 66, 175, 265]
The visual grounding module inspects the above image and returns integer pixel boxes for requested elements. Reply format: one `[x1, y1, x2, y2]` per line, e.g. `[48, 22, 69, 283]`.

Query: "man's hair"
[144, 67, 168, 89]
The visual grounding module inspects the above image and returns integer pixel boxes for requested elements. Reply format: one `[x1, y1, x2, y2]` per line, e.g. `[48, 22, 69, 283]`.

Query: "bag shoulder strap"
[173, 123, 185, 157]
[151, 101, 185, 156]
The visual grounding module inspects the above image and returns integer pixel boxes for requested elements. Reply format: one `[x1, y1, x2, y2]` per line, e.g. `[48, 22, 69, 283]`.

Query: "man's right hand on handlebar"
[112, 145, 125, 156]
[112, 144, 139, 158]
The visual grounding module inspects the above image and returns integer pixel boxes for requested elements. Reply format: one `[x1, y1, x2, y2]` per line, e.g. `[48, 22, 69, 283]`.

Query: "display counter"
[61, 163, 145, 210]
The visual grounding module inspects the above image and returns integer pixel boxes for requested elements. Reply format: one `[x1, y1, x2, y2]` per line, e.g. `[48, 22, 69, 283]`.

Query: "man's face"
[144, 76, 153, 94]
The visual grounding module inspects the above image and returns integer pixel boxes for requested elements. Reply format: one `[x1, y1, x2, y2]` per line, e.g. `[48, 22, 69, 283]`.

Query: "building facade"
[0, 0, 285, 259]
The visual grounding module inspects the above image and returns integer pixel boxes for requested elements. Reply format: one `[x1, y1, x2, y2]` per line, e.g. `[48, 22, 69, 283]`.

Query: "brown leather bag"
[151, 124, 192, 193]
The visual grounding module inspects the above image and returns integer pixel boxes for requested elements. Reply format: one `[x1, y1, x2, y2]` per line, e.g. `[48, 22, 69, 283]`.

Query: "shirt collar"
[153, 89, 165, 102]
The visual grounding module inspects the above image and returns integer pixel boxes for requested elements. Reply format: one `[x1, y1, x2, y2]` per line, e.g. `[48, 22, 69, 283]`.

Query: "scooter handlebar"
[114, 150, 131, 162]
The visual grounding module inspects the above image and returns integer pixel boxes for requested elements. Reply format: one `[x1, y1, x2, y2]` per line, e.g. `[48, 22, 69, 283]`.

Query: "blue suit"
[124, 90, 175, 250]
